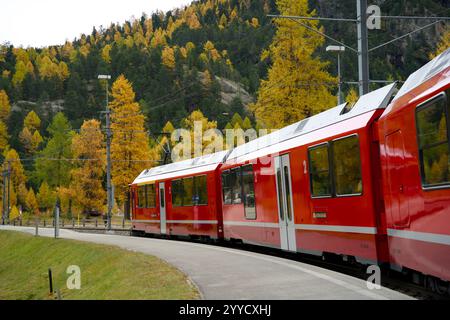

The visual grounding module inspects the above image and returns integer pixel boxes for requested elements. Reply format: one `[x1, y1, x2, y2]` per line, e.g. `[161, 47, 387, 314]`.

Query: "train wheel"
[426, 276, 449, 296]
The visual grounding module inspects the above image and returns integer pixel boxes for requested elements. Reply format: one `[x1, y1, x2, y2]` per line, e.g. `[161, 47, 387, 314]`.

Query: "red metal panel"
[131, 170, 223, 238]
[221, 111, 385, 262]
[385, 130, 410, 228]
[378, 67, 450, 281]
[388, 235, 450, 282]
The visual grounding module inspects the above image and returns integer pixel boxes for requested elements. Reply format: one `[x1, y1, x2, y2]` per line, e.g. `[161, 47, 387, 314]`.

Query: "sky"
[0, 0, 193, 48]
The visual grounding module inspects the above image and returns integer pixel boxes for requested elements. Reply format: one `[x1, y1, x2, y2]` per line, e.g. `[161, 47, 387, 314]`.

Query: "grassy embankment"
[0, 230, 199, 300]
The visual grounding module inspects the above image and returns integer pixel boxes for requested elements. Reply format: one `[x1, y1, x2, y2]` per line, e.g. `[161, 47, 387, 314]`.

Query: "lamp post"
[326, 45, 346, 105]
[98, 74, 112, 231]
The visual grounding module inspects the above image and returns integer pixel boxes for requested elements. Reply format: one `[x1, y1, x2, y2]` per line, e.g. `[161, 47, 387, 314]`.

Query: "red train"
[130, 48, 450, 288]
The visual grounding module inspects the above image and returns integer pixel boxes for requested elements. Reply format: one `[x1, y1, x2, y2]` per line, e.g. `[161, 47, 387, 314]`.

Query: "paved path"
[0, 226, 413, 300]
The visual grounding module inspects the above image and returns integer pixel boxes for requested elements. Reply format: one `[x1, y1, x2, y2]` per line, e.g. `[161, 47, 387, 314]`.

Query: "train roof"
[394, 47, 450, 101]
[226, 82, 397, 162]
[132, 150, 229, 185]
[381, 48, 450, 118]
[132, 81, 397, 183]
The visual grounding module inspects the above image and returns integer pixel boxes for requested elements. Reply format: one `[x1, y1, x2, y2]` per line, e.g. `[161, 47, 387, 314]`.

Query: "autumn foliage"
[110, 75, 153, 203]
[250, 0, 336, 129]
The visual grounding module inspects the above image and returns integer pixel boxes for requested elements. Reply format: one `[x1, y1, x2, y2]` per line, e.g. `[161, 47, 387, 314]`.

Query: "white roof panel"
[227, 82, 397, 161]
[394, 47, 450, 100]
[132, 150, 229, 184]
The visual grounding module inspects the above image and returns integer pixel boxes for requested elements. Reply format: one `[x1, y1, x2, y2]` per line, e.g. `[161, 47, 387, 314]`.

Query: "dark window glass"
[146, 184, 156, 208]
[222, 168, 242, 204]
[283, 165, 292, 220]
[222, 171, 232, 204]
[416, 94, 450, 186]
[276, 164, 284, 220]
[230, 168, 242, 204]
[160, 187, 165, 208]
[172, 179, 183, 207]
[332, 136, 363, 195]
[137, 185, 146, 208]
[242, 165, 256, 219]
[182, 177, 194, 206]
[193, 175, 208, 205]
[309, 144, 331, 197]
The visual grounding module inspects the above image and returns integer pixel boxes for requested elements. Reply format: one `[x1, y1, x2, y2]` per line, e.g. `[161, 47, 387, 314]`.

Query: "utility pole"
[54, 197, 60, 238]
[356, 0, 370, 96]
[1, 168, 6, 224]
[268, 0, 449, 97]
[98, 74, 112, 231]
[326, 45, 346, 104]
[7, 161, 11, 223]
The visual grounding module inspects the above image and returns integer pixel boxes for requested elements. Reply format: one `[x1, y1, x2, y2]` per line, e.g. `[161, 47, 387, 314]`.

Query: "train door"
[275, 154, 297, 251]
[159, 182, 167, 234]
[385, 130, 410, 228]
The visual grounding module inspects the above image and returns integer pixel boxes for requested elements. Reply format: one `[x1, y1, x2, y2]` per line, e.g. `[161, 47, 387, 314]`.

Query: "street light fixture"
[98, 74, 113, 231]
[326, 45, 346, 105]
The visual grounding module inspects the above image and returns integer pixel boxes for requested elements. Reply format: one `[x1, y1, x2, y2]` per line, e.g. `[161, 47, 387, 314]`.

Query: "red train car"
[130, 48, 450, 287]
[219, 83, 397, 265]
[378, 49, 450, 283]
[130, 150, 229, 239]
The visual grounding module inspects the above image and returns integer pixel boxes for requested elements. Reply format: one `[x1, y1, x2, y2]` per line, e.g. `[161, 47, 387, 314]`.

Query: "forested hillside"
[1, 1, 448, 135]
[0, 0, 448, 217]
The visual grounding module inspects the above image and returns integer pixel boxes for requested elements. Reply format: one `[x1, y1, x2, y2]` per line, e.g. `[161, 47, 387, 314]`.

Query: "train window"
[242, 165, 256, 219]
[145, 184, 156, 208]
[230, 168, 242, 204]
[416, 93, 450, 187]
[308, 144, 331, 197]
[276, 164, 284, 220]
[182, 177, 194, 206]
[284, 165, 293, 220]
[222, 168, 243, 205]
[193, 175, 208, 205]
[332, 135, 363, 196]
[137, 185, 146, 208]
[171, 179, 183, 207]
[222, 170, 232, 204]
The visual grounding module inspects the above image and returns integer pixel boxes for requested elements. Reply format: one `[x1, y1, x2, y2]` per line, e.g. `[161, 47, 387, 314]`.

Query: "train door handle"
[399, 184, 404, 193]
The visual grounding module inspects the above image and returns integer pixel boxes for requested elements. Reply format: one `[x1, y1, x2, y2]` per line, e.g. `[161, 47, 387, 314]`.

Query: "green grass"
[0, 231, 199, 300]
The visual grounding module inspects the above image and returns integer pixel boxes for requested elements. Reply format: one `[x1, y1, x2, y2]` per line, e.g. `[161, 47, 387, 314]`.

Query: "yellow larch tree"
[150, 28, 167, 47]
[204, 41, 221, 62]
[162, 46, 176, 69]
[2, 148, 27, 210]
[152, 121, 176, 163]
[0, 90, 11, 122]
[181, 110, 220, 158]
[430, 27, 450, 59]
[250, 17, 260, 28]
[25, 188, 39, 215]
[110, 75, 154, 204]
[249, 0, 336, 129]
[70, 119, 106, 214]
[346, 87, 359, 105]
[19, 110, 43, 155]
[0, 90, 10, 152]
[12, 48, 34, 86]
[10, 206, 20, 220]
[219, 14, 228, 29]
[230, 7, 238, 21]
[0, 122, 9, 153]
[185, 6, 201, 29]
[36, 181, 55, 214]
